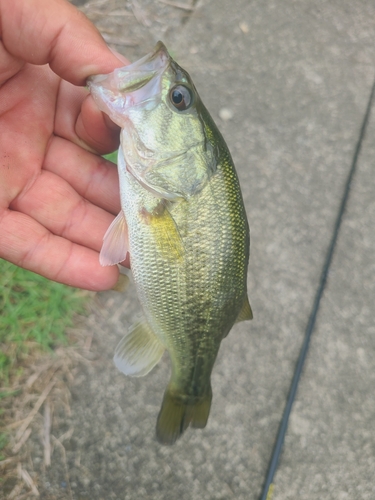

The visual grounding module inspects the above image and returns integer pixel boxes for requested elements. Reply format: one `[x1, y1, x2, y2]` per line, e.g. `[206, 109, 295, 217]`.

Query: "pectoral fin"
[147, 204, 184, 260]
[113, 321, 165, 377]
[235, 295, 253, 323]
[99, 211, 129, 266]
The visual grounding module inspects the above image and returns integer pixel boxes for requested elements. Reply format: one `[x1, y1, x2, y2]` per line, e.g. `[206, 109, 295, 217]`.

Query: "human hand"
[0, 0, 129, 291]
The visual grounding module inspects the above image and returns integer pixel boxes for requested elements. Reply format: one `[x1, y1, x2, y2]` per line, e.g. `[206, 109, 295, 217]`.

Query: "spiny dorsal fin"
[113, 321, 165, 377]
[235, 295, 253, 323]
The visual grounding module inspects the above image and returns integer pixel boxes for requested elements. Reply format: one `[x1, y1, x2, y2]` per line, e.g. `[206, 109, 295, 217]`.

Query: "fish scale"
[88, 41, 252, 444]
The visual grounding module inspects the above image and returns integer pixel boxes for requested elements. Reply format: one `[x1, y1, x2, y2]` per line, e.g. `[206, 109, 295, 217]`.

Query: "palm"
[0, 63, 123, 290]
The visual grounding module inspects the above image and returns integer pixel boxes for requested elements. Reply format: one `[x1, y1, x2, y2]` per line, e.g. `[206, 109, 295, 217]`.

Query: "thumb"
[0, 0, 129, 85]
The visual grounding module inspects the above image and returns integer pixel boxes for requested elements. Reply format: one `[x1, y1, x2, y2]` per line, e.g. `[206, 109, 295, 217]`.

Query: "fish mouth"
[87, 41, 171, 127]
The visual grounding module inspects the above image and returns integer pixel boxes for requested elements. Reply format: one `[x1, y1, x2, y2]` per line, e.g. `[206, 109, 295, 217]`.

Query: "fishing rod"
[260, 76, 375, 500]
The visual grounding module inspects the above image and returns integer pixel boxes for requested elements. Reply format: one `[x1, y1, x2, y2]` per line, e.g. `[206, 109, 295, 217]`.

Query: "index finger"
[0, 0, 128, 85]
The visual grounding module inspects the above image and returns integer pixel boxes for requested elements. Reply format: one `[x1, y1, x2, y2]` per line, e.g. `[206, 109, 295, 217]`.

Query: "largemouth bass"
[88, 42, 252, 445]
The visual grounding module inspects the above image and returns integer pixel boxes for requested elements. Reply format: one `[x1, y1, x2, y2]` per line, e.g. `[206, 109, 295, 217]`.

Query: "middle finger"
[44, 135, 121, 215]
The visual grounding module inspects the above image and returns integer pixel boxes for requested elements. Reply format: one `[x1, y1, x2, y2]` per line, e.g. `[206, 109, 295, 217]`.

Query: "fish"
[88, 42, 252, 445]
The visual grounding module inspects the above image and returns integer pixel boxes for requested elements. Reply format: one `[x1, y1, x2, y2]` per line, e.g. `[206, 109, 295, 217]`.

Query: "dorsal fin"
[235, 295, 253, 323]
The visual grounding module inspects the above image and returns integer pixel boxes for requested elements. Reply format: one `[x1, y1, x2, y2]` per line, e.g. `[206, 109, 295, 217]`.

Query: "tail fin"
[156, 385, 212, 445]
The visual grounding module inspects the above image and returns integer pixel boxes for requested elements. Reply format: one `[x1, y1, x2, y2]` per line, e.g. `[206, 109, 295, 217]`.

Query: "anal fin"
[114, 321, 165, 377]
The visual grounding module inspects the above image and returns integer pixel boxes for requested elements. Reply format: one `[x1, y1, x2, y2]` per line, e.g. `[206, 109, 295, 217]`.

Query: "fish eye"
[169, 85, 193, 111]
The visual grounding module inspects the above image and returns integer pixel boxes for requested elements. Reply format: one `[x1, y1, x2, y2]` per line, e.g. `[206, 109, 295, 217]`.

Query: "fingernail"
[108, 47, 130, 65]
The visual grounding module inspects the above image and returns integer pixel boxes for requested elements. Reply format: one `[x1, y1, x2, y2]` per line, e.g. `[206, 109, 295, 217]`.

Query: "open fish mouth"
[87, 42, 171, 125]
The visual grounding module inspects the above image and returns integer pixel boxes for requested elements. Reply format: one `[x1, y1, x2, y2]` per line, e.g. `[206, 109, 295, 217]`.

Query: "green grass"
[104, 150, 118, 164]
[0, 259, 89, 385]
[0, 151, 118, 388]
